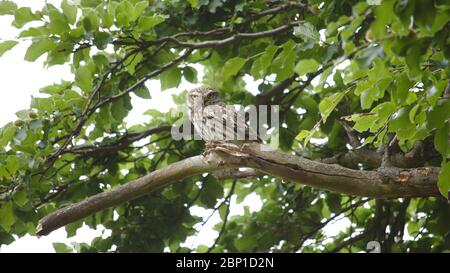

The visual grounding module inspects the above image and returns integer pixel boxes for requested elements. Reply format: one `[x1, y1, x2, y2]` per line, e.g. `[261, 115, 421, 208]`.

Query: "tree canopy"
[0, 0, 449, 253]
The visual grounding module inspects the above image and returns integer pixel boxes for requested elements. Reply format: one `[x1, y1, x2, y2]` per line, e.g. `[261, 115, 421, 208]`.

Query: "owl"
[186, 86, 260, 146]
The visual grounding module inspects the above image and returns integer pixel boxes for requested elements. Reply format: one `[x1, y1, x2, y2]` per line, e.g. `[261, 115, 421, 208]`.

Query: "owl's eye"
[206, 92, 216, 99]
[191, 94, 198, 98]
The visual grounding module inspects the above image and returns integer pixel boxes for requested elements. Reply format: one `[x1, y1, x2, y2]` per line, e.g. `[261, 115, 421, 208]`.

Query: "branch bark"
[36, 143, 441, 236]
[321, 138, 441, 169]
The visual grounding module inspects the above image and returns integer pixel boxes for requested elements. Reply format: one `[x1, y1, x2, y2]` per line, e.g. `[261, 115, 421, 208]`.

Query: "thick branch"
[36, 151, 242, 236]
[36, 143, 440, 236]
[242, 143, 440, 199]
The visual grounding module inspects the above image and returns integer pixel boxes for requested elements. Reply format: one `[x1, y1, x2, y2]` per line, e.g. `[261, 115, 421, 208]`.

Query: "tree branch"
[64, 125, 171, 156]
[242, 143, 440, 198]
[36, 143, 441, 236]
[321, 138, 440, 169]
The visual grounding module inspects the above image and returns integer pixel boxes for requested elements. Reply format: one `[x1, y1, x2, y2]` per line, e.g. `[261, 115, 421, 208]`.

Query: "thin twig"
[207, 178, 238, 253]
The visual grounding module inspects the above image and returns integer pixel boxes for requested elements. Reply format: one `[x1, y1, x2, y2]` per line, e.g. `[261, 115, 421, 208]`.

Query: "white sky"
[0, 0, 350, 253]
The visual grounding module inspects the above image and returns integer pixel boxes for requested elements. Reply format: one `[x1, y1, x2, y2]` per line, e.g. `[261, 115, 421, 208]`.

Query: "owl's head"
[186, 86, 223, 109]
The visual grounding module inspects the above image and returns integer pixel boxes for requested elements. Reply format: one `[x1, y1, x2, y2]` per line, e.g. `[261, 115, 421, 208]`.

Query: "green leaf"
[19, 26, 50, 38]
[0, 123, 17, 147]
[0, 202, 16, 232]
[414, 0, 436, 29]
[295, 129, 315, 146]
[405, 45, 422, 79]
[426, 83, 445, 107]
[46, 43, 72, 66]
[61, 0, 77, 24]
[196, 244, 208, 252]
[75, 66, 93, 93]
[137, 15, 166, 31]
[294, 21, 319, 42]
[234, 236, 257, 251]
[115, 0, 134, 27]
[111, 98, 129, 123]
[39, 81, 72, 95]
[93, 31, 112, 50]
[218, 205, 227, 221]
[53, 242, 73, 253]
[134, 85, 151, 99]
[389, 107, 416, 139]
[182, 66, 197, 83]
[222, 57, 246, 80]
[341, 17, 365, 40]
[200, 177, 223, 208]
[352, 115, 377, 133]
[296, 94, 318, 113]
[64, 219, 82, 238]
[48, 17, 70, 34]
[367, 102, 396, 133]
[125, 52, 143, 75]
[356, 79, 384, 110]
[392, 73, 412, 105]
[82, 10, 100, 32]
[208, 0, 223, 13]
[160, 67, 181, 90]
[187, 0, 199, 8]
[6, 156, 19, 174]
[295, 130, 310, 142]
[80, 0, 102, 8]
[13, 191, 28, 207]
[356, 46, 384, 69]
[428, 101, 450, 130]
[0, 40, 18, 57]
[101, 2, 117, 28]
[360, 88, 377, 110]
[434, 123, 449, 158]
[13, 7, 41, 28]
[438, 161, 450, 198]
[371, 0, 395, 38]
[93, 54, 110, 69]
[295, 59, 320, 76]
[250, 45, 278, 79]
[271, 40, 296, 81]
[0, 0, 17, 15]
[319, 92, 345, 122]
[24, 38, 57, 62]
[133, 1, 148, 21]
[409, 104, 420, 123]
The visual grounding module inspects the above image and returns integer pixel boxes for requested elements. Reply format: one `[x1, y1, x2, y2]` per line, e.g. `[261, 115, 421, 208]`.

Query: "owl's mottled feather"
[186, 86, 259, 145]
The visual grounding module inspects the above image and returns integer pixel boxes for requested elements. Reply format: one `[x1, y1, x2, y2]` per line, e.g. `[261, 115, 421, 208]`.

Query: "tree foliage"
[0, 0, 449, 252]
